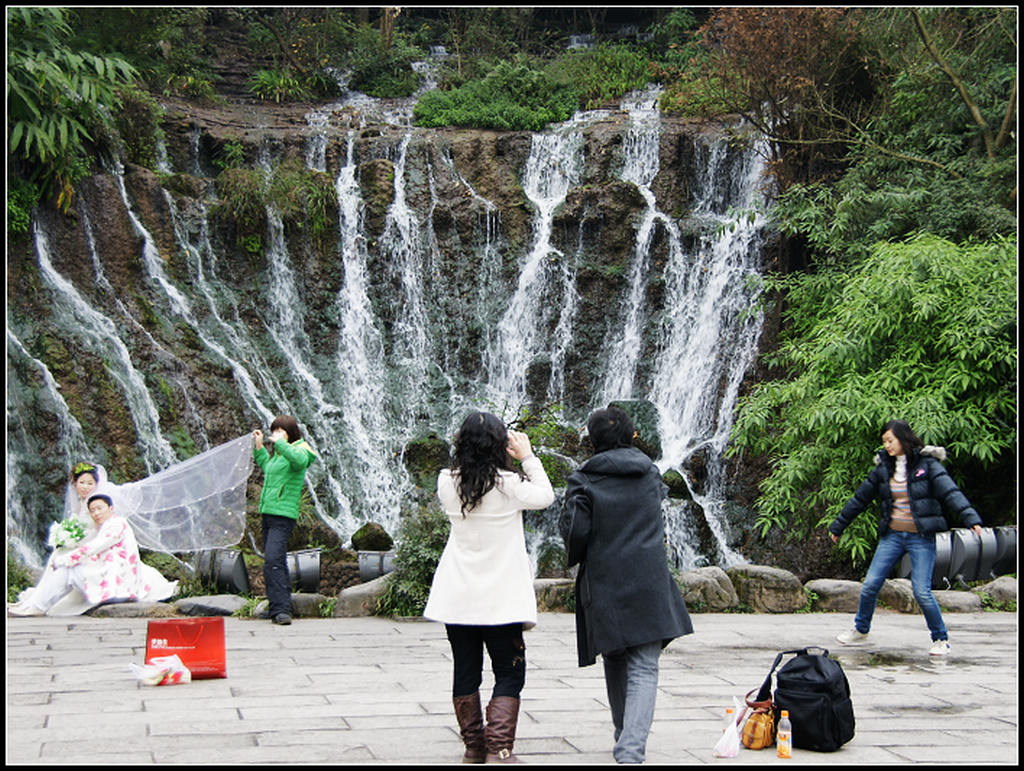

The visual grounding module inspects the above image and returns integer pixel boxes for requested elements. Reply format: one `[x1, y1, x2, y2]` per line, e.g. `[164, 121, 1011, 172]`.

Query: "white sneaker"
[929, 640, 951, 656]
[836, 628, 870, 645]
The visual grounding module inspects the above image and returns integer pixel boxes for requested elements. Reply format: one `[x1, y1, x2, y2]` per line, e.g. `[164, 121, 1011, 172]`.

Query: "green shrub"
[248, 68, 308, 103]
[214, 166, 267, 249]
[546, 43, 653, 108]
[7, 547, 36, 602]
[414, 59, 579, 131]
[375, 507, 451, 618]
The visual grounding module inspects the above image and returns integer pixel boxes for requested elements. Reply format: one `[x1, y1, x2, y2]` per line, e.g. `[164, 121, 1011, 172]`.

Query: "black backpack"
[754, 647, 855, 752]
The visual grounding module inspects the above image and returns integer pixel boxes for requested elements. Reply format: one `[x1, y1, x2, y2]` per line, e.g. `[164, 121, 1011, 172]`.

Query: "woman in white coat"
[424, 411, 554, 763]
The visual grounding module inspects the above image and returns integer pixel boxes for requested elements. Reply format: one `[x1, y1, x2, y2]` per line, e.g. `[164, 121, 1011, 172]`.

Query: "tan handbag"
[738, 688, 776, 750]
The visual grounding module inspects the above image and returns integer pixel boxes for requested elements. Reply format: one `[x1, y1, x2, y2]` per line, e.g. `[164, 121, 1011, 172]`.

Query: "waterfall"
[30, 218, 177, 473]
[650, 130, 771, 567]
[487, 119, 586, 410]
[6, 329, 92, 567]
[9, 85, 774, 570]
[332, 129, 401, 533]
[600, 87, 682, 401]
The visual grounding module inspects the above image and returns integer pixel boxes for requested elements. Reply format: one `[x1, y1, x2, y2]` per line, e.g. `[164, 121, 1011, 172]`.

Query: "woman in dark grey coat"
[560, 406, 693, 764]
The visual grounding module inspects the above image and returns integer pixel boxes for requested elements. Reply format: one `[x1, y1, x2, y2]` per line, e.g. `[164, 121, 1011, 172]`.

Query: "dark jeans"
[262, 513, 296, 616]
[446, 623, 526, 699]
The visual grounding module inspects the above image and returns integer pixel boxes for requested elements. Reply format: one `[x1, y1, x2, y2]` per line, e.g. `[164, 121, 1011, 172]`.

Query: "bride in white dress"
[9, 462, 177, 617]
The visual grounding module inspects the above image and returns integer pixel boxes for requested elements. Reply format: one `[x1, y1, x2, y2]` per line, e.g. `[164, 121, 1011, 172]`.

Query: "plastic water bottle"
[777, 710, 792, 758]
[723, 707, 735, 732]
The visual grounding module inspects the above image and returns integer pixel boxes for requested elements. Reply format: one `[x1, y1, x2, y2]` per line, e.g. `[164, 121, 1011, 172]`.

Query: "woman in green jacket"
[253, 415, 317, 625]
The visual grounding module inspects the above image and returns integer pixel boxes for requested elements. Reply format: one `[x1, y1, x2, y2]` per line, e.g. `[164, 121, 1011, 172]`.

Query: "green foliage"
[267, 160, 339, 244]
[414, 59, 579, 131]
[7, 6, 137, 209]
[7, 179, 40, 236]
[546, 43, 653, 109]
[7, 546, 35, 602]
[112, 86, 166, 169]
[212, 139, 246, 172]
[248, 68, 308, 103]
[214, 167, 267, 249]
[375, 507, 451, 618]
[729, 234, 1016, 563]
[347, 26, 423, 98]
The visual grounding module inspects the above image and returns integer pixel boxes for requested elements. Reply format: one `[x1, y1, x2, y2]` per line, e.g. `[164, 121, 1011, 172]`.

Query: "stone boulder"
[934, 590, 983, 613]
[334, 574, 390, 617]
[804, 579, 861, 613]
[534, 578, 575, 612]
[726, 564, 807, 613]
[878, 578, 918, 612]
[972, 575, 1017, 605]
[252, 593, 331, 618]
[676, 566, 739, 612]
[174, 594, 249, 616]
[87, 600, 180, 618]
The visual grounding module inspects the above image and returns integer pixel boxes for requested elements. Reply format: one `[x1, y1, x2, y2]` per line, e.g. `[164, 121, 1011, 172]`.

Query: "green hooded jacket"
[253, 438, 317, 519]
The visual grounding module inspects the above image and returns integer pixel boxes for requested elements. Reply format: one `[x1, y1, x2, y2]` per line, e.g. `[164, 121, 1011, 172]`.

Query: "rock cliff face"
[7, 93, 779, 569]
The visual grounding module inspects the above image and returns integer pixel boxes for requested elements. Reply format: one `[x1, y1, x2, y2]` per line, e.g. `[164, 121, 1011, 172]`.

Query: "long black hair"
[450, 411, 515, 515]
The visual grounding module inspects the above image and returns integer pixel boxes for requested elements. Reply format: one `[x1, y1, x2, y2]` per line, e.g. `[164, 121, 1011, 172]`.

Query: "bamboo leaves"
[729, 234, 1016, 560]
[7, 7, 136, 209]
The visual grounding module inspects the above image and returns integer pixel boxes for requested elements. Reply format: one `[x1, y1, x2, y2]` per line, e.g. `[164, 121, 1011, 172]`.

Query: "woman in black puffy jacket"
[829, 420, 982, 656]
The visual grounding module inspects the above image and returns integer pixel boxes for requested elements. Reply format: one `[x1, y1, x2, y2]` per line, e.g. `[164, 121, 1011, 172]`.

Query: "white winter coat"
[423, 456, 554, 629]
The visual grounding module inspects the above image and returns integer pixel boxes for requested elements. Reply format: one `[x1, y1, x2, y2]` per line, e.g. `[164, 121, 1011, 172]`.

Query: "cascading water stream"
[331, 129, 402, 534]
[30, 218, 178, 474]
[600, 87, 683, 402]
[486, 119, 586, 410]
[650, 129, 772, 567]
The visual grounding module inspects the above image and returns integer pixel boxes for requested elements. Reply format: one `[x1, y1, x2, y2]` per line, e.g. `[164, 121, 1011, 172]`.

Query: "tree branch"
[911, 9, 995, 160]
[255, 14, 307, 77]
[995, 74, 1016, 150]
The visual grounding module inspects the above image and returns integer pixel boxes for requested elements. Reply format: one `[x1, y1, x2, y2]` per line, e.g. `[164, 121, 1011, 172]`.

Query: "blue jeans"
[262, 514, 296, 617]
[603, 641, 662, 764]
[856, 530, 947, 641]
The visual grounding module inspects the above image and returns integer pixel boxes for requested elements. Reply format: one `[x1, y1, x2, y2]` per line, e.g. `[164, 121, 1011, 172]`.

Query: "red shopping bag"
[145, 617, 226, 679]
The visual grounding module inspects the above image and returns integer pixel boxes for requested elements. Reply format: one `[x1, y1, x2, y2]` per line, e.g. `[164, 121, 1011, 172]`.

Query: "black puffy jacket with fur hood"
[829, 445, 982, 538]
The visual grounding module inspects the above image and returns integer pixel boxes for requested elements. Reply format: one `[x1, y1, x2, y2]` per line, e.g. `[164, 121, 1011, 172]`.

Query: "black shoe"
[271, 613, 292, 625]
[256, 610, 272, 620]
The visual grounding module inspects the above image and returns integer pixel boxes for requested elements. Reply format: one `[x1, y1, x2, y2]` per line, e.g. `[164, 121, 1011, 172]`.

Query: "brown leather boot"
[484, 696, 523, 763]
[453, 692, 486, 763]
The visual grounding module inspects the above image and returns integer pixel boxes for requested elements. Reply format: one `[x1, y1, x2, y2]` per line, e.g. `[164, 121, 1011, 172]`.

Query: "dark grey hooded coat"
[559, 446, 693, 667]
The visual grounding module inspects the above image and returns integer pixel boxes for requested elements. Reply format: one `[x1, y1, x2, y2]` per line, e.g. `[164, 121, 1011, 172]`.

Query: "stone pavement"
[5, 610, 1018, 765]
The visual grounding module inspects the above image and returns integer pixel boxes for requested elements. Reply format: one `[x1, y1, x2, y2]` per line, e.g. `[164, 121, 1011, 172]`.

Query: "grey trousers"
[602, 640, 662, 763]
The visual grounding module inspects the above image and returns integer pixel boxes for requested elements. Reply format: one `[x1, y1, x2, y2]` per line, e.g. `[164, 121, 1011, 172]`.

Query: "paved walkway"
[5, 610, 1018, 765]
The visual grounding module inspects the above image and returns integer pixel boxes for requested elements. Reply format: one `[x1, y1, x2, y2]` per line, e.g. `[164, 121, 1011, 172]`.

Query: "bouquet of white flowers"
[48, 518, 87, 550]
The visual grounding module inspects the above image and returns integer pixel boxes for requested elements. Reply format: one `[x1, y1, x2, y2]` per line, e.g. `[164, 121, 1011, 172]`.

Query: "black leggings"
[445, 623, 526, 699]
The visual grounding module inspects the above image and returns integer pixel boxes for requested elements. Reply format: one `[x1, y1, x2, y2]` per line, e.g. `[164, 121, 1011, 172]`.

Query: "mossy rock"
[351, 521, 394, 551]
[662, 468, 691, 500]
[403, 433, 451, 493]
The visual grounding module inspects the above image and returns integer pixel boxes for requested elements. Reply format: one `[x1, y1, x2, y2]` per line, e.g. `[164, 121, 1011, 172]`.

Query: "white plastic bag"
[713, 697, 743, 758]
[130, 654, 192, 686]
